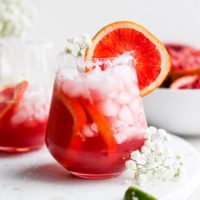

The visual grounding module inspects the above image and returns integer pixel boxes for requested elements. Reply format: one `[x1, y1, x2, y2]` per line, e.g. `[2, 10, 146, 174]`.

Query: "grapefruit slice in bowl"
[170, 75, 200, 89]
[165, 43, 200, 77]
[85, 21, 171, 96]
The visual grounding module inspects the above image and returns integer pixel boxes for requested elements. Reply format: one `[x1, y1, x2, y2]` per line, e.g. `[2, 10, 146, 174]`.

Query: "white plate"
[0, 135, 200, 200]
[143, 88, 200, 136]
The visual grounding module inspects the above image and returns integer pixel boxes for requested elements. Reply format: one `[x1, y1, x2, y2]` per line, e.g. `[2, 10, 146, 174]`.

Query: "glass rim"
[57, 53, 134, 74]
[58, 51, 133, 62]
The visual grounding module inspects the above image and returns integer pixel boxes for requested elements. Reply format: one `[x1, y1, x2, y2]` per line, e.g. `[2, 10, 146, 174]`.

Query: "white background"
[32, 0, 200, 53]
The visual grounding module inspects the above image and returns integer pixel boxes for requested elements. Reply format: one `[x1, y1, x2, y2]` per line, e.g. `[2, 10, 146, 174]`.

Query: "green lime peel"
[124, 186, 157, 200]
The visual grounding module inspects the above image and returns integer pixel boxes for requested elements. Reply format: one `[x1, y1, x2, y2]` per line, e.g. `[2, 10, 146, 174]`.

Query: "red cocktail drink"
[0, 81, 50, 152]
[0, 39, 55, 153]
[46, 56, 147, 179]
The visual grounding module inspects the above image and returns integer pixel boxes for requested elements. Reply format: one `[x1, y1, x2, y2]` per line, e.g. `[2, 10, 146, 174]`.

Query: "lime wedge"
[124, 186, 157, 200]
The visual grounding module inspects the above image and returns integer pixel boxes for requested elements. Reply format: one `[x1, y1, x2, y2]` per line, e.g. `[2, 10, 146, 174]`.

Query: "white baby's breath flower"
[64, 33, 92, 58]
[130, 150, 141, 161]
[126, 160, 137, 170]
[67, 37, 79, 44]
[157, 128, 171, 141]
[144, 126, 157, 140]
[126, 126, 184, 185]
[144, 140, 154, 151]
[141, 145, 150, 154]
[137, 174, 148, 184]
[0, 0, 36, 38]
[81, 33, 92, 46]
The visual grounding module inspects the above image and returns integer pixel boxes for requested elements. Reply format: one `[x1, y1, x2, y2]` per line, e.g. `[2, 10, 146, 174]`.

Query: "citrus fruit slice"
[59, 90, 116, 150]
[59, 90, 87, 139]
[124, 186, 157, 200]
[81, 99, 116, 149]
[165, 43, 200, 76]
[170, 75, 200, 89]
[85, 21, 171, 96]
[0, 81, 28, 120]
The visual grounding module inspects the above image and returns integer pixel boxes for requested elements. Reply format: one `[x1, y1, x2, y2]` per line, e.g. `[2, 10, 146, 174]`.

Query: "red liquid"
[46, 88, 144, 179]
[0, 105, 48, 153]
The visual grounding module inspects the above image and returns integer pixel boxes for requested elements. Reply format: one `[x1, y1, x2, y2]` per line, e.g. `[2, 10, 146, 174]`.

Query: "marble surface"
[0, 135, 200, 200]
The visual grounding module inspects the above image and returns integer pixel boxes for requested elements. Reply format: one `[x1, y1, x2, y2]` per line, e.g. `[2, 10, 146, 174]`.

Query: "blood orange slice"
[165, 43, 200, 76]
[0, 81, 28, 120]
[81, 99, 116, 149]
[59, 89, 116, 150]
[170, 75, 200, 89]
[59, 90, 87, 139]
[85, 21, 171, 96]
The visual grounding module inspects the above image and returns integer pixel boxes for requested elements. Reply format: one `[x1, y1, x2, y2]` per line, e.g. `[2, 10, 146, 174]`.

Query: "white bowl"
[143, 88, 200, 135]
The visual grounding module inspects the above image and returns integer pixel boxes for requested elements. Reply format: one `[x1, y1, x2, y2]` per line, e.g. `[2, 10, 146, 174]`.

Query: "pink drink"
[0, 83, 50, 152]
[46, 57, 147, 178]
[0, 39, 55, 153]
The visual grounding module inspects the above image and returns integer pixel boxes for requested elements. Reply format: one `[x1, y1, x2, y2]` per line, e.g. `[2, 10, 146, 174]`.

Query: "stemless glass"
[46, 55, 147, 179]
[0, 39, 55, 153]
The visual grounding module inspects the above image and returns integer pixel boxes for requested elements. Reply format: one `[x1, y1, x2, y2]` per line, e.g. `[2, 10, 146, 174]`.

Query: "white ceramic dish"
[143, 88, 200, 135]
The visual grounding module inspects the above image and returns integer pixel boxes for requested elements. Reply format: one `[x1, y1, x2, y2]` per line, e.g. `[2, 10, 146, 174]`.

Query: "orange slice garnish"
[81, 99, 116, 149]
[85, 21, 171, 96]
[59, 90, 116, 150]
[59, 90, 87, 141]
[0, 81, 28, 120]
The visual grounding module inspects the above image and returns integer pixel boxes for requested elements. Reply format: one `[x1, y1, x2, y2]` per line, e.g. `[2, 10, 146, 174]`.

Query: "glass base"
[70, 171, 120, 179]
[0, 145, 43, 153]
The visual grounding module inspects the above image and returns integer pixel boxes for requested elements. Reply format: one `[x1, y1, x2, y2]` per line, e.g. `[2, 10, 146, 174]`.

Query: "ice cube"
[112, 64, 132, 80]
[34, 101, 44, 111]
[107, 92, 118, 99]
[97, 100, 120, 117]
[62, 80, 82, 97]
[113, 120, 126, 128]
[122, 77, 139, 96]
[87, 78, 102, 91]
[107, 116, 117, 125]
[11, 110, 28, 125]
[34, 109, 46, 122]
[22, 101, 34, 117]
[79, 82, 90, 99]
[114, 133, 127, 144]
[82, 124, 95, 137]
[35, 96, 47, 107]
[43, 103, 50, 114]
[115, 126, 138, 143]
[129, 99, 140, 112]
[89, 88, 107, 102]
[117, 91, 131, 104]
[98, 75, 119, 94]
[86, 67, 102, 90]
[118, 105, 134, 125]
[60, 68, 79, 80]
[90, 122, 98, 132]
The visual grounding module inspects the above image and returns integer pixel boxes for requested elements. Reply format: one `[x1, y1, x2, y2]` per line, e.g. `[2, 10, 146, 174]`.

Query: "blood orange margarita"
[0, 81, 50, 152]
[46, 56, 147, 178]
[46, 21, 170, 179]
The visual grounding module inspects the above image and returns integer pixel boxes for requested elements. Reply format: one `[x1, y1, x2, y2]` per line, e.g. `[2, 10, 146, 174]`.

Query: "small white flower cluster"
[126, 126, 184, 184]
[0, 0, 36, 38]
[64, 33, 92, 58]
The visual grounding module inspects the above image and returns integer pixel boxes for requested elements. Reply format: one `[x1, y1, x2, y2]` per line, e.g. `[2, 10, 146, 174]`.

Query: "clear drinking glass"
[0, 39, 56, 153]
[46, 55, 147, 179]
